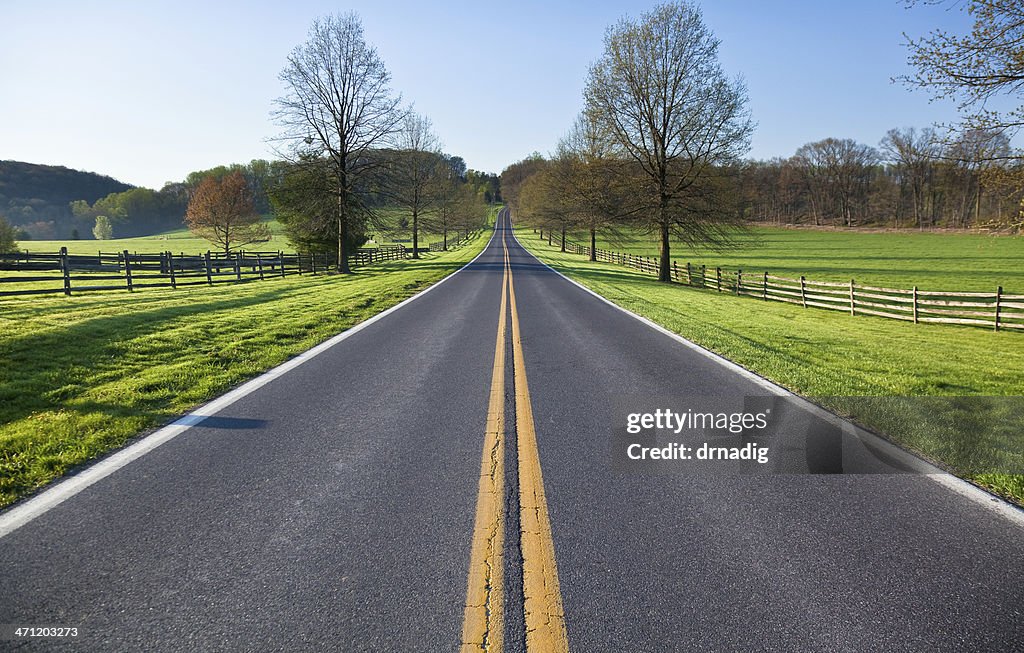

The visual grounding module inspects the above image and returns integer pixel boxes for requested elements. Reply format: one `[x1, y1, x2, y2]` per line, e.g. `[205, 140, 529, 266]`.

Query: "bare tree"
[945, 128, 1011, 226]
[518, 159, 571, 247]
[553, 113, 634, 258]
[428, 155, 469, 250]
[794, 138, 879, 227]
[274, 12, 404, 273]
[390, 112, 442, 259]
[584, 1, 753, 281]
[880, 127, 940, 228]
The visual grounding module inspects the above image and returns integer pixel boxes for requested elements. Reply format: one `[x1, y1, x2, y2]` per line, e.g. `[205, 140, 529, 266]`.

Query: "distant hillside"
[0, 160, 133, 239]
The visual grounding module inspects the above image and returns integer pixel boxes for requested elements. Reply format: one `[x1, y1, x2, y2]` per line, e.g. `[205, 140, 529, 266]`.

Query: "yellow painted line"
[506, 230, 570, 652]
[461, 242, 508, 653]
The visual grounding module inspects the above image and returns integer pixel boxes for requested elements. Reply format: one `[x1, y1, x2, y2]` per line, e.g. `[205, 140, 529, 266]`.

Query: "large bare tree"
[274, 13, 404, 273]
[584, 1, 753, 281]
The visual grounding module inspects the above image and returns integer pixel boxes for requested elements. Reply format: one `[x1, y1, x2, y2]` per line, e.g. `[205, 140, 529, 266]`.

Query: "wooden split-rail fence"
[427, 231, 478, 252]
[553, 237, 1023, 332]
[0, 245, 408, 298]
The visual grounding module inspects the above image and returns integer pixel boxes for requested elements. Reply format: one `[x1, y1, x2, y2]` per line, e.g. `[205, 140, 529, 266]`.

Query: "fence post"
[686, 262, 692, 285]
[121, 250, 133, 292]
[60, 246, 71, 296]
[204, 251, 213, 285]
[234, 253, 242, 282]
[280, 251, 286, 277]
[700, 265, 706, 288]
[912, 286, 919, 324]
[763, 271, 768, 300]
[716, 267, 722, 293]
[995, 286, 1002, 332]
[168, 251, 177, 289]
[737, 269, 742, 295]
[672, 261, 678, 282]
[256, 254, 265, 280]
[800, 276, 807, 308]
[310, 253, 317, 275]
[849, 279, 856, 316]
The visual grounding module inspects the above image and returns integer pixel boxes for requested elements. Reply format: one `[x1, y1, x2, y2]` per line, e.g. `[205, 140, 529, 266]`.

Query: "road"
[1, 209, 1022, 651]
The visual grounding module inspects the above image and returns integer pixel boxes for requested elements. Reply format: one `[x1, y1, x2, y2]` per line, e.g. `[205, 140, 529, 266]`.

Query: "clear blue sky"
[0, 0, 978, 189]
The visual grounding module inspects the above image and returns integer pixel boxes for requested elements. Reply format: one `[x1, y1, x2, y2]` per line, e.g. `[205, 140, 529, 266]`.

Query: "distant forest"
[0, 160, 275, 240]
[0, 161, 132, 239]
[0, 158, 501, 243]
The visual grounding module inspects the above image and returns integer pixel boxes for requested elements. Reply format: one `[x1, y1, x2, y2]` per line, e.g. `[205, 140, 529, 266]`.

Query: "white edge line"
[0, 229, 499, 539]
[508, 226, 1024, 529]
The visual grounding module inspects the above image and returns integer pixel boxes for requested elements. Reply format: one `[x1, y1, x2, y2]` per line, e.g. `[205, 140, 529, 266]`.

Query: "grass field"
[517, 228, 1024, 504]
[18, 207, 495, 256]
[20, 220, 295, 256]
[0, 232, 488, 508]
[558, 225, 1024, 292]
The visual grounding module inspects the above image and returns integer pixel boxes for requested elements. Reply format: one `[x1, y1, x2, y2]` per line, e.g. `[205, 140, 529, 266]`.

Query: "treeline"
[0, 161, 131, 239]
[70, 160, 279, 240]
[505, 125, 1024, 259]
[738, 127, 1023, 230]
[0, 159, 281, 241]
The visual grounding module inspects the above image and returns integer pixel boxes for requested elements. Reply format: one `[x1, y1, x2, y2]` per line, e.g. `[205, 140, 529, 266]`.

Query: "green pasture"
[552, 225, 1024, 292]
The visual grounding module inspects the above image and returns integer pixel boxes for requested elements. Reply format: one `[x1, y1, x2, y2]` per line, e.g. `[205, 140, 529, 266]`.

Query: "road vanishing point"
[1, 210, 1022, 651]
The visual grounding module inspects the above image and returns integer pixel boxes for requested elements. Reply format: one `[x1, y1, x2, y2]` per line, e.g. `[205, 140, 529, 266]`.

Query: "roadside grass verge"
[553, 225, 1024, 291]
[0, 233, 487, 508]
[516, 229, 1024, 504]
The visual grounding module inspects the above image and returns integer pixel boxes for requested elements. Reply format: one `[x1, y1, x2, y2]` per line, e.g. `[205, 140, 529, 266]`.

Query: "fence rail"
[428, 231, 478, 252]
[0, 245, 409, 298]
[551, 235, 1022, 332]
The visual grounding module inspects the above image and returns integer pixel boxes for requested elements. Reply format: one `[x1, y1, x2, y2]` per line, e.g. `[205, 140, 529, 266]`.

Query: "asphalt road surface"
[1, 210, 1022, 652]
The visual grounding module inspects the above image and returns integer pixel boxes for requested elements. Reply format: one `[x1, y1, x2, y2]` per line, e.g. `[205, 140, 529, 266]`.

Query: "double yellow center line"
[461, 228, 569, 652]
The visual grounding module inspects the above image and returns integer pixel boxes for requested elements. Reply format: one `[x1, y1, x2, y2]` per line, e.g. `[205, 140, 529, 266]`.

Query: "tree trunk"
[658, 218, 670, 282]
[589, 227, 596, 262]
[976, 181, 982, 226]
[443, 226, 448, 251]
[337, 190, 351, 274]
[335, 160, 351, 273]
[412, 210, 419, 259]
[560, 226, 566, 253]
